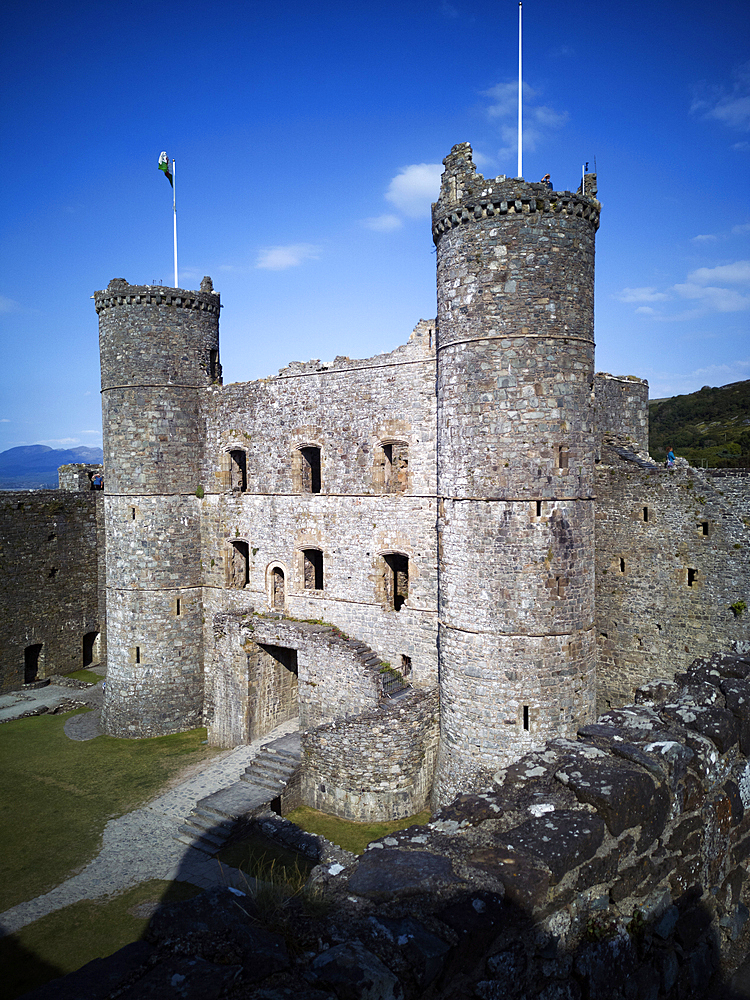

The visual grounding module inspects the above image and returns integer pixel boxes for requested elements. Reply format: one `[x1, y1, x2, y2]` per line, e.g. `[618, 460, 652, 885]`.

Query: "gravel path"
[0, 717, 299, 937]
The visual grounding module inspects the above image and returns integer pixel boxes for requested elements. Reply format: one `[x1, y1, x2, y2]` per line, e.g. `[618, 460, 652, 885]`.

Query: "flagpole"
[173, 158, 178, 288]
[517, 2, 523, 179]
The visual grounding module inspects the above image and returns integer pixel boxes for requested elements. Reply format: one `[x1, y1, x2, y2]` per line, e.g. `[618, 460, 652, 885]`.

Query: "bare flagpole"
[518, 1, 523, 179]
[172, 158, 178, 288]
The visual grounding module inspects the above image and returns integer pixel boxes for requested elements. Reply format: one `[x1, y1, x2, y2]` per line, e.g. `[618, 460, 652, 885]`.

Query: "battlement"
[94, 276, 220, 316]
[432, 142, 600, 241]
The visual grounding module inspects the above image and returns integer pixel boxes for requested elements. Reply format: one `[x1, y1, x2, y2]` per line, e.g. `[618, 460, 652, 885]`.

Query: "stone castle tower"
[95, 278, 221, 736]
[432, 144, 600, 801]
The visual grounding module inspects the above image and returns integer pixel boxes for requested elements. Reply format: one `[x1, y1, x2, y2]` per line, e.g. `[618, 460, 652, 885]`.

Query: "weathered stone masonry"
[0, 467, 104, 693]
[433, 142, 600, 803]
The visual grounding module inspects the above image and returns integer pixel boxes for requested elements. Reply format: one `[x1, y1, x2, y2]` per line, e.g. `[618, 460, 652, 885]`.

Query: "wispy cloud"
[691, 62, 750, 132]
[38, 437, 83, 447]
[618, 287, 669, 304]
[384, 164, 443, 218]
[361, 213, 403, 232]
[732, 222, 750, 235]
[0, 295, 21, 314]
[619, 260, 750, 318]
[255, 244, 321, 271]
[482, 81, 568, 163]
[646, 359, 750, 398]
[692, 234, 718, 243]
[0, 419, 10, 423]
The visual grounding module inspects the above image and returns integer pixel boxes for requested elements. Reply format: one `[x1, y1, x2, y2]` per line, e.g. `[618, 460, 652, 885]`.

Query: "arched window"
[272, 566, 285, 609]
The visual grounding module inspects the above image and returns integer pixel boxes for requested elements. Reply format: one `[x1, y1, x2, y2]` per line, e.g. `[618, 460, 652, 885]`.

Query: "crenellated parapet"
[94, 278, 220, 317]
[432, 142, 600, 243]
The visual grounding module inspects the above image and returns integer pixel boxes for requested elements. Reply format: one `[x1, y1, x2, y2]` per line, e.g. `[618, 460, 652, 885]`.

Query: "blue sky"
[0, 0, 748, 452]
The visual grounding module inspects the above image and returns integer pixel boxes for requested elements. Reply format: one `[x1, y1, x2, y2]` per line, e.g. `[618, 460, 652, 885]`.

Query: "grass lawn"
[284, 805, 432, 854]
[0, 709, 221, 912]
[0, 879, 201, 1000]
[65, 669, 104, 685]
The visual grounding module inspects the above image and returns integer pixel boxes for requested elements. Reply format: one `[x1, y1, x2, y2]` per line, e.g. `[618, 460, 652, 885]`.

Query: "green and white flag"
[158, 151, 173, 187]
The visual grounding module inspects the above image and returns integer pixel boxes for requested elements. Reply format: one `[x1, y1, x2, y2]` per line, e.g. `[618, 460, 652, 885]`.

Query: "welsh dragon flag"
[158, 151, 173, 187]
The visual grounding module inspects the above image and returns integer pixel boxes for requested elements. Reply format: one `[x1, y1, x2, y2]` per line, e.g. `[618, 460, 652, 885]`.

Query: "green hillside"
[649, 380, 750, 468]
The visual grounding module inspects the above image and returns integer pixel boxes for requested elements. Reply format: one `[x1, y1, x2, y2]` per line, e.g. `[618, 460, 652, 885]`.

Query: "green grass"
[0, 879, 202, 1000]
[65, 669, 103, 684]
[284, 805, 432, 855]
[0, 710, 221, 911]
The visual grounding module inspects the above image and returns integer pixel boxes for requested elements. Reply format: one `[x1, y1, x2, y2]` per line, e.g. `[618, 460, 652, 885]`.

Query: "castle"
[3, 143, 747, 818]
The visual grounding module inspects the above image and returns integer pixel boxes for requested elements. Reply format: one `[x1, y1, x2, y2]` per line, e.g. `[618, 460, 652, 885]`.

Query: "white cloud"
[672, 260, 750, 313]
[362, 214, 403, 232]
[732, 222, 750, 235]
[686, 260, 750, 285]
[691, 62, 750, 132]
[673, 282, 750, 312]
[618, 287, 669, 303]
[482, 81, 568, 163]
[635, 306, 657, 315]
[692, 234, 717, 243]
[38, 437, 82, 447]
[255, 244, 321, 271]
[385, 164, 443, 218]
[0, 419, 10, 423]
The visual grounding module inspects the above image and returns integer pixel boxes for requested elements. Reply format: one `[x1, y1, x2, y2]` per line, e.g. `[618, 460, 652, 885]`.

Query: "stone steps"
[174, 733, 302, 855]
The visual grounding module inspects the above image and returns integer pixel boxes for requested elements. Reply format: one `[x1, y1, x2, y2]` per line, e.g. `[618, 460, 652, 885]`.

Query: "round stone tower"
[432, 143, 600, 804]
[95, 278, 221, 737]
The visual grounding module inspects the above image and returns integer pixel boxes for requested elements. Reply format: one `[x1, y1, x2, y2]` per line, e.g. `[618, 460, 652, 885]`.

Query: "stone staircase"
[174, 732, 302, 855]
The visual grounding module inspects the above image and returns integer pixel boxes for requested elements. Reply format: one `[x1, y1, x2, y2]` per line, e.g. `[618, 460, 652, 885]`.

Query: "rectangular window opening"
[300, 447, 321, 494]
[135, 646, 141, 664]
[131, 506, 137, 520]
[383, 552, 409, 611]
[536, 500, 542, 517]
[687, 568, 697, 588]
[523, 705, 530, 731]
[700, 521, 709, 536]
[209, 349, 219, 381]
[643, 506, 649, 522]
[228, 540, 249, 588]
[383, 442, 408, 494]
[176, 598, 181, 616]
[557, 445, 569, 470]
[619, 558, 626, 574]
[401, 654, 412, 676]
[303, 548, 324, 590]
[229, 450, 247, 492]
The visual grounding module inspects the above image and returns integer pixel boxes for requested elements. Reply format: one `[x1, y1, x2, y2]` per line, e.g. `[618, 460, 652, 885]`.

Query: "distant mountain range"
[0, 445, 103, 490]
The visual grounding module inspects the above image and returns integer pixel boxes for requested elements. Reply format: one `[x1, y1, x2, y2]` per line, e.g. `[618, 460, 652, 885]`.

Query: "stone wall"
[205, 611, 390, 747]
[595, 458, 750, 713]
[198, 322, 439, 691]
[300, 688, 439, 821]
[0, 489, 103, 692]
[594, 372, 649, 458]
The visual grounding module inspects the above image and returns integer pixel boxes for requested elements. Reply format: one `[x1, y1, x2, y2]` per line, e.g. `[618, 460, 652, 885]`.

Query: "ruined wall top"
[93, 277, 220, 316]
[432, 142, 600, 241]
